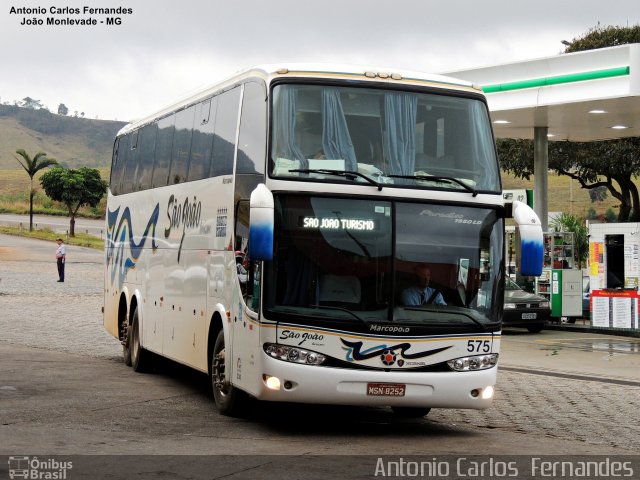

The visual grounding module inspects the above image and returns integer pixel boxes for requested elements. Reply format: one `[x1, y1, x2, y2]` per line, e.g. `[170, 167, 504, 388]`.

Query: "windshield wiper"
[388, 174, 477, 196]
[289, 169, 383, 191]
[402, 306, 487, 331]
[310, 304, 370, 326]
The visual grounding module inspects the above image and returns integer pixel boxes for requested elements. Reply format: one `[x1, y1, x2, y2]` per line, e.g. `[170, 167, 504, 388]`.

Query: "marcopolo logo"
[8, 456, 73, 479]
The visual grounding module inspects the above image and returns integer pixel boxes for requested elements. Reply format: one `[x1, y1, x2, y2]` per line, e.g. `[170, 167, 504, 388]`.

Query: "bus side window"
[237, 81, 267, 175]
[109, 137, 123, 195]
[187, 97, 217, 182]
[136, 122, 157, 191]
[114, 135, 130, 194]
[121, 130, 139, 194]
[168, 105, 195, 185]
[211, 87, 240, 178]
[235, 199, 260, 312]
[151, 114, 175, 188]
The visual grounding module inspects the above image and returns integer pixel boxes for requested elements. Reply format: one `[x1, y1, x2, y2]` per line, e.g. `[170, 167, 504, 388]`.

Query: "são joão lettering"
[164, 195, 202, 238]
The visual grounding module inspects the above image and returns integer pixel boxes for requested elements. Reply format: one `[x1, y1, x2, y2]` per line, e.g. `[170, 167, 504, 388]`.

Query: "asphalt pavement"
[0, 213, 106, 237]
[1, 233, 639, 464]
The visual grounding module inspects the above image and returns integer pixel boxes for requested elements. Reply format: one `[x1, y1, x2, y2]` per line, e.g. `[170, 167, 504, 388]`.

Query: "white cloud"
[1, 0, 637, 120]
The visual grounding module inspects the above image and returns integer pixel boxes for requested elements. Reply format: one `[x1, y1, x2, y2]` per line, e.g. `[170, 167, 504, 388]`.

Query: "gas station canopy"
[446, 43, 640, 141]
[446, 43, 640, 230]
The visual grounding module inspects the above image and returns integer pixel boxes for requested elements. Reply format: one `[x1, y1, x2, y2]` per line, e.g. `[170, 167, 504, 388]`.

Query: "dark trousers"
[57, 258, 65, 282]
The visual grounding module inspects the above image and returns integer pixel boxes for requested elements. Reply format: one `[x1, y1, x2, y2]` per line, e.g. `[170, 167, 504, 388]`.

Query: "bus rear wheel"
[122, 321, 132, 367]
[391, 407, 431, 418]
[130, 306, 151, 372]
[211, 329, 244, 416]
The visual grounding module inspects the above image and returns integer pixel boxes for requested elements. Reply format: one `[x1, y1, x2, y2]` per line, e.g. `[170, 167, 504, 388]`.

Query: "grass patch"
[0, 225, 104, 250]
[0, 168, 108, 218]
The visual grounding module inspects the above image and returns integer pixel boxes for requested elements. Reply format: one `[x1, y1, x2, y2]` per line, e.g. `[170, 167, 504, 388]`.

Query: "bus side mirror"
[512, 200, 543, 276]
[249, 184, 274, 261]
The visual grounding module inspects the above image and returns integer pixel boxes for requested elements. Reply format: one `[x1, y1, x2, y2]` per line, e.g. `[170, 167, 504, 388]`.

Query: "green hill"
[0, 104, 621, 221]
[0, 104, 126, 170]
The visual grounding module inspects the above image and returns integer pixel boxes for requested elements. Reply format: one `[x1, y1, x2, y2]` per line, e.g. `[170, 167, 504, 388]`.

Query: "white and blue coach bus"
[104, 64, 542, 416]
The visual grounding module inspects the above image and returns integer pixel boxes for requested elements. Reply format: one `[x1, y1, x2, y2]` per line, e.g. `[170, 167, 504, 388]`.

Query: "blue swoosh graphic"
[106, 204, 160, 288]
[340, 338, 451, 362]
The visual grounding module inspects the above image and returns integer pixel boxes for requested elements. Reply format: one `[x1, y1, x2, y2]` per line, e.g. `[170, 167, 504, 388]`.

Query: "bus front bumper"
[254, 353, 498, 409]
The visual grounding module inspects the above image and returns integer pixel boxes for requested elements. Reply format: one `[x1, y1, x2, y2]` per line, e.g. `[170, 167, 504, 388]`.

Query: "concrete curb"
[545, 321, 640, 338]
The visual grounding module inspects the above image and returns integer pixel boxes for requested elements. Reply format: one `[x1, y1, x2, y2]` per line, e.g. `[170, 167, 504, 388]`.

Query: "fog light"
[481, 385, 495, 400]
[264, 375, 281, 390]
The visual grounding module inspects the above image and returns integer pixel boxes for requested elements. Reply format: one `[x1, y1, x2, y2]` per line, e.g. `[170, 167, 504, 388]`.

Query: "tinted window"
[188, 98, 217, 182]
[168, 105, 195, 185]
[136, 123, 157, 191]
[211, 87, 240, 177]
[270, 84, 500, 192]
[109, 138, 123, 195]
[115, 135, 131, 194]
[152, 114, 175, 188]
[121, 131, 139, 194]
[237, 82, 266, 175]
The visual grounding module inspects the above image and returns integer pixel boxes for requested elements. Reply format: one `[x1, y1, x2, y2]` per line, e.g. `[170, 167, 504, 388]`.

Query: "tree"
[589, 186, 608, 203]
[549, 212, 588, 268]
[57, 103, 69, 115]
[498, 135, 640, 222]
[40, 167, 108, 236]
[562, 24, 640, 53]
[20, 97, 44, 109]
[13, 150, 58, 231]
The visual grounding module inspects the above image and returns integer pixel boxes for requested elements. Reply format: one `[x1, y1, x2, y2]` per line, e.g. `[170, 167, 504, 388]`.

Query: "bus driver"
[401, 264, 446, 306]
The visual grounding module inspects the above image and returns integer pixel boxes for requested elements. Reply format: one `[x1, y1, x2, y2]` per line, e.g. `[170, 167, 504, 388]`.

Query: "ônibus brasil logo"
[8, 456, 73, 479]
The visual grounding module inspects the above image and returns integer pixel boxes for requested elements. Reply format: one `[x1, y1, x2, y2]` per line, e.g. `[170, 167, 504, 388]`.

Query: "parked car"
[503, 277, 550, 333]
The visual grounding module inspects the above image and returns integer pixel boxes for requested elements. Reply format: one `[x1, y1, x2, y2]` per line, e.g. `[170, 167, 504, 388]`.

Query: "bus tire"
[130, 306, 151, 372]
[391, 407, 431, 418]
[211, 329, 244, 416]
[527, 324, 544, 333]
[123, 321, 132, 367]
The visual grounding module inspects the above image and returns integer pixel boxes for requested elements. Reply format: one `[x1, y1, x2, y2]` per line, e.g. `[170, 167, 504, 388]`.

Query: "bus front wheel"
[211, 329, 244, 416]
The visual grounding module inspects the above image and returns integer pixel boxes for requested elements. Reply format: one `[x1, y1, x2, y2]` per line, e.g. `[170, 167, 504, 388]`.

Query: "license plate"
[522, 312, 537, 319]
[367, 383, 406, 397]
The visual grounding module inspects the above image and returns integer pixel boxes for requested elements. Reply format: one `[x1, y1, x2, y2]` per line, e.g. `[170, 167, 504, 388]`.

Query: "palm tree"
[14, 149, 57, 231]
[550, 212, 588, 269]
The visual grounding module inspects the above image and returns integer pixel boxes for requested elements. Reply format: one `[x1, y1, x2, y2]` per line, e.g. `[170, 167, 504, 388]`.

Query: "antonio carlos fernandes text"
[374, 457, 634, 477]
[9, 6, 133, 15]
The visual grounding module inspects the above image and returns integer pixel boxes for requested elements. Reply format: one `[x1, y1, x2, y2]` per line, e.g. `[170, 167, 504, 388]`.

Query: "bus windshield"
[270, 83, 500, 193]
[264, 195, 503, 329]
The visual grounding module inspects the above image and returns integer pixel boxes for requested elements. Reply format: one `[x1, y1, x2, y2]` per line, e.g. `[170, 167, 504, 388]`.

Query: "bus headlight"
[447, 354, 498, 372]
[264, 343, 327, 365]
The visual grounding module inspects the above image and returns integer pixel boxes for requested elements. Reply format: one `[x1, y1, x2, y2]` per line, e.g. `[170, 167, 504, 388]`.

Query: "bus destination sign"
[300, 217, 377, 231]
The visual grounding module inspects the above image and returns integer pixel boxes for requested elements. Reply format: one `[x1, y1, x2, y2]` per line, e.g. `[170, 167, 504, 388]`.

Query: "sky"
[1, 0, 637, 122]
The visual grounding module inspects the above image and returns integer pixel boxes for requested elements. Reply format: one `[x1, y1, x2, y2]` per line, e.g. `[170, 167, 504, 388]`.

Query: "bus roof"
[117, 63, 481, 136]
